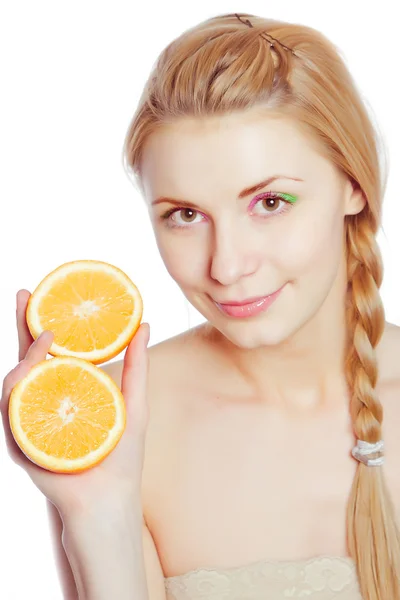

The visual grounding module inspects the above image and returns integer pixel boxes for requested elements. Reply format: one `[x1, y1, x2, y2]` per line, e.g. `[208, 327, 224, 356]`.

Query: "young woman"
[2, 11, 400, 600]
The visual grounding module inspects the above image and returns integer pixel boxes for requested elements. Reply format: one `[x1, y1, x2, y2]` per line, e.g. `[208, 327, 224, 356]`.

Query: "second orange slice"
[9, 357, 126, 473]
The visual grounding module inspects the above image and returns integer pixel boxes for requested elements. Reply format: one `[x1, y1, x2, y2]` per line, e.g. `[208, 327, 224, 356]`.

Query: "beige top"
[164, 555, 363, 600]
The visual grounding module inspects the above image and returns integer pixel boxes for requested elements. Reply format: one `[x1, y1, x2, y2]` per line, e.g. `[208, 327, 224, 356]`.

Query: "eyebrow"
[151, 175, 304, 208]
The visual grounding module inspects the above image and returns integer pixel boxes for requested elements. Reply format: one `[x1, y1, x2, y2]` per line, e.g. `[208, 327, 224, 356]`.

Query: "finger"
[23, 330, 54, 366]
[1, 331, 54, 411]
[16, 289, 35, 362]
[1, 330, 54, 469]
[121, 323, 150, 435]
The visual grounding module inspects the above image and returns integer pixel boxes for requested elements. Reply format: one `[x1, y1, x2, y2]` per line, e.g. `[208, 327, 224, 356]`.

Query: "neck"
[207, 265, 352, 413]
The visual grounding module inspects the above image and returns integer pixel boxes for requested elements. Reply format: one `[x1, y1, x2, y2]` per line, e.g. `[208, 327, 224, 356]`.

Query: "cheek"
[155, 235, 205, 285]
[275, 209, 344, 277]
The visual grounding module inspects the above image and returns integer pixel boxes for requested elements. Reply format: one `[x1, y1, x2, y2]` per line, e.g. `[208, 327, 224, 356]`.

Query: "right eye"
[160, 207, 205, 229]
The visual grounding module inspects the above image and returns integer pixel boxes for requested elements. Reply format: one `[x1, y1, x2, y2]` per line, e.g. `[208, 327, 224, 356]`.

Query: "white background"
[0, 1, 399, 598]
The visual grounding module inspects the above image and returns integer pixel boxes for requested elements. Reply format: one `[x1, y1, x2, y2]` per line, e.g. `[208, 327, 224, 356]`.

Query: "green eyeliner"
[279, 192, 298, 203]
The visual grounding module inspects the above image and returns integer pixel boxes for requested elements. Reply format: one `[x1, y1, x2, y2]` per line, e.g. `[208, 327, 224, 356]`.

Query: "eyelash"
[159, 192, 297, 229]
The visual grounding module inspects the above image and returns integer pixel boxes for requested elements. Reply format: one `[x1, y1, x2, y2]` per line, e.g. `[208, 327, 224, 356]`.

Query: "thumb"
[121, 322, 150, 436]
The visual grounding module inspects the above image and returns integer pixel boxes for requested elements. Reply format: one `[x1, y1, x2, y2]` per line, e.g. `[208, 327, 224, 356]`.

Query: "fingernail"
[38, 331, 51, 341]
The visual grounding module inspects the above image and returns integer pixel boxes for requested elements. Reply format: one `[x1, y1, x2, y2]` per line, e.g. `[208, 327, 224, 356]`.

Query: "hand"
[0, 289, 151, 519]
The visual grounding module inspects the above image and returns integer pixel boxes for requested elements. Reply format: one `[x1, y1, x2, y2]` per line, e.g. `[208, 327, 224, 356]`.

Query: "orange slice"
[9, 357, 126, 473]
[26, 260, 143, 365]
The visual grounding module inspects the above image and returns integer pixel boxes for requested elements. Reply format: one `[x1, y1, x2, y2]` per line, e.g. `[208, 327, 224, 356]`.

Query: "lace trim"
[164, 555, 362, 600]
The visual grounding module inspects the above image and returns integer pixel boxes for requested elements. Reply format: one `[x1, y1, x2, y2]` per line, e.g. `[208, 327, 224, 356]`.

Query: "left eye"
[253, 193, 286, 213]
[249, 192, 296, 219]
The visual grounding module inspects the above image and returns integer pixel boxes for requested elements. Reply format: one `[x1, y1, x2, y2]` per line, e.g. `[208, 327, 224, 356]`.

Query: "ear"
[344, 178, 366, 216]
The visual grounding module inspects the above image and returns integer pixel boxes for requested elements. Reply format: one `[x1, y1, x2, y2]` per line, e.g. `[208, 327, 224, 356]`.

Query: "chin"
[212, 317, 293, 349]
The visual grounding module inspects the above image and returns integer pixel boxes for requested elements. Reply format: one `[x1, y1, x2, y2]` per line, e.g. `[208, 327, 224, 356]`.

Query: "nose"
[209, 222, 258, 285]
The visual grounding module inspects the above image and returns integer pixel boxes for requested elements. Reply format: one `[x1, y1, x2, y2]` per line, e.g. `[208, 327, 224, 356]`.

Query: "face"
[140, 111, 365, 349]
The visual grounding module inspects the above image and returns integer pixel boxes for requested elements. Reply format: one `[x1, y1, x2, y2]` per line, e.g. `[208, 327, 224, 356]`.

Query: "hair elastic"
[351, 439, 385, 467]
[234, 13, 298, 57]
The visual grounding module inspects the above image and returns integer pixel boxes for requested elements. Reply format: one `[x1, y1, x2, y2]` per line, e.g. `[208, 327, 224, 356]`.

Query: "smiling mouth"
[211, 284, 286, 318]
[212, 285, 284, 307]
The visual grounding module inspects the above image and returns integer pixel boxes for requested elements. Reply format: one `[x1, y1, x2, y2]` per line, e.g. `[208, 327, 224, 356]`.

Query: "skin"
[140, 110, 366, 412]
[134, 110, 400, 574]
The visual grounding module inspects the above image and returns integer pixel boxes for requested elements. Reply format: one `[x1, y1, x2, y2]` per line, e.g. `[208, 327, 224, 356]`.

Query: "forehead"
[141, 111, 330, 198]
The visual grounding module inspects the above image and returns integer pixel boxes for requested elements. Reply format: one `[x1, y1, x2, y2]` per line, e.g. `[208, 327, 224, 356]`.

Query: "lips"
[215, 288, 281, 307]
[217, 294, 271, 307]
[212, 284, 286, 319]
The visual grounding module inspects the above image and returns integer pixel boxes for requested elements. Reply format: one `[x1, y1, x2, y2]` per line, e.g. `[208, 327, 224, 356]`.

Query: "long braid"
[345, 215, 400, 599]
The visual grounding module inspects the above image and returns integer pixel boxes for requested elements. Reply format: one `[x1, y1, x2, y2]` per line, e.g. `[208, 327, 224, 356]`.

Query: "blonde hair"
[122, 13, 400, 598]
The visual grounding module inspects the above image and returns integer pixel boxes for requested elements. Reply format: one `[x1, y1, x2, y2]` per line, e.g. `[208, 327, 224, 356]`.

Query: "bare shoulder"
[376, 321, 400, 425]
[375, 322, 400, 510]
[377, 321, 400, 384]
